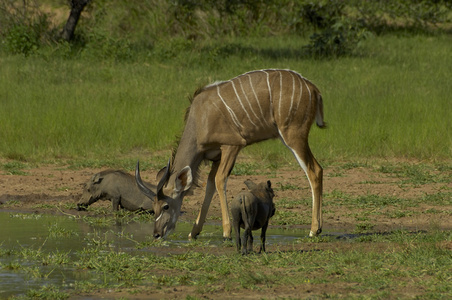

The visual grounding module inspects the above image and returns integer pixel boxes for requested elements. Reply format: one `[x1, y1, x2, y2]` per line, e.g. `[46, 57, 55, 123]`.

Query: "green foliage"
[80, 31, 133, 62]
[352, 0, 452, 33]
[4, 24, 40, 55]
[1, 0, 450, 58]
[300, 0, 370, 57]
[0, 2, 451, 162]
[303, 18, 372, 58]
[0, 0, 55, 56]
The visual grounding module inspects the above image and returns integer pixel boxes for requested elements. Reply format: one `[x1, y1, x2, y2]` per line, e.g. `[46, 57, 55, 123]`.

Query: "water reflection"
[0, 211, 306, 298]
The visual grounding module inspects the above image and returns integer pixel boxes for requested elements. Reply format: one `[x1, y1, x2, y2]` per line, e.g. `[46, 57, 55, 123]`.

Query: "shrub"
[0, 0, 55, 55]
[303, 18, 372, 58]
[4, 24, 39, 55]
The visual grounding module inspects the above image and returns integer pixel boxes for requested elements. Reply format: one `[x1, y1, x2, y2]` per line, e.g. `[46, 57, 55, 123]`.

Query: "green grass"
[2, 227, 451, 299]
[1, 33, 451, 166]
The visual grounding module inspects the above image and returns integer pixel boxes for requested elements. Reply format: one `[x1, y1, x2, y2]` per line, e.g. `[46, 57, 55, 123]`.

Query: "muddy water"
[0, 211, 305, 298]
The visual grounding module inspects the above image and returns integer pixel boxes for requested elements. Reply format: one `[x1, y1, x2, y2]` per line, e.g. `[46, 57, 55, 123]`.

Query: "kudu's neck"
[168, 123, 203, 191]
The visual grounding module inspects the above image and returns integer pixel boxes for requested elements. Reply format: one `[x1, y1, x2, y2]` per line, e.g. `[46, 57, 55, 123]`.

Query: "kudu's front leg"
[189, 161, 219, 240]
[215, 145, 242, 240]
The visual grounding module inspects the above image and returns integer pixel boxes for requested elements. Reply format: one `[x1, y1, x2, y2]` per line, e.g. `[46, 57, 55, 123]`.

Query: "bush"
[353, 0, 452, 33]
[0, 0, 449, 59]
[0, 0, 55, 55]
[300, 1, 371, 58]
[4, 24, 39, 55]
[303, 18, 372, 58]
[80, 31, 134, 62]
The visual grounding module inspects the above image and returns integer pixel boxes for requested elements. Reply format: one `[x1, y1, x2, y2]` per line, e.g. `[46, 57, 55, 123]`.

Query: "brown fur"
[139, 69, 325, 241]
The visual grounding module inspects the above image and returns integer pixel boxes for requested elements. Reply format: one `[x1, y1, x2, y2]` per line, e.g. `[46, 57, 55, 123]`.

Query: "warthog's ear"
[92, 173, 103, 184]
[266, 180, 275, 198]
[174, 166, 192, 193]
[244, 179, 257, 190]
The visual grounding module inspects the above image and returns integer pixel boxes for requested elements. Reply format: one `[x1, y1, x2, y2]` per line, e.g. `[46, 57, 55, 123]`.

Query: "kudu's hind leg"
[189, 161, 220, 240]
[297, 146, 323, 236]
[280, 132, 323, 237]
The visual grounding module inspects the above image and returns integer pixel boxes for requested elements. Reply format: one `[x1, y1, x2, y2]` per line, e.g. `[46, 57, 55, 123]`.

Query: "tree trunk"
[61, 0, 91, 41]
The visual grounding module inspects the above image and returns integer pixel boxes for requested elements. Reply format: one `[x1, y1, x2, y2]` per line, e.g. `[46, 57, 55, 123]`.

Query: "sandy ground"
[1, 161, 451, 233]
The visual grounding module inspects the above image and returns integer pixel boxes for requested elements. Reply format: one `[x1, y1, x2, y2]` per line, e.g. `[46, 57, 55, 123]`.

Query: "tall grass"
[0, 33, 451, 164]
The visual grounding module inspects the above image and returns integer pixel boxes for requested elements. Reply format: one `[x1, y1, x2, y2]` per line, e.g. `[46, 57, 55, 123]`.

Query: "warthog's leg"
[242, 228, 254, 255]
[111, 196, 120, 211]
[233, 220, 241, 252]
[242, 204, 257, 255]
[189, 161, 219, 240]
[259, 221, 269, 253]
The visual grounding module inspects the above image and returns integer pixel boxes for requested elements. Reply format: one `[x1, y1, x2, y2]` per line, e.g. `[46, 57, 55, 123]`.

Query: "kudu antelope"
[135, 69, 326, 240]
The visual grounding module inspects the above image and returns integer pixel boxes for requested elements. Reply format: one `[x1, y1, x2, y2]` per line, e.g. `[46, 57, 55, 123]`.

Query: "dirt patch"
[1, 162, 451, 229]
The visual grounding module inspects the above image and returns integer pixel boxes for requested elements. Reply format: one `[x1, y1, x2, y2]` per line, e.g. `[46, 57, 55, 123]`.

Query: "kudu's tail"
[316, 94, 327, 129]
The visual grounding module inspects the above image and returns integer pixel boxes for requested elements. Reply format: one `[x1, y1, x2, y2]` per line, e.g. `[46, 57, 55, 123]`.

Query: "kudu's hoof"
[76, 205, 87, 211]
[188, 232, 199, 241]
[309, 228, 322, 237]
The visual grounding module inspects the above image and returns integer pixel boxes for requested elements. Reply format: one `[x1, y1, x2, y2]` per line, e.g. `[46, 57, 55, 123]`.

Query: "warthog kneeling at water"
[77, 170, 155, 212]
[231, 180, 275, 255]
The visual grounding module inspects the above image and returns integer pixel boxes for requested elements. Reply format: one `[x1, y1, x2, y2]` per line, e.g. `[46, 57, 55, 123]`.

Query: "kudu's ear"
[174, 166, 192, 193]
[135, 160, 156, 200]
[244, 179, 257, 190]
[157, 159, 171, 199]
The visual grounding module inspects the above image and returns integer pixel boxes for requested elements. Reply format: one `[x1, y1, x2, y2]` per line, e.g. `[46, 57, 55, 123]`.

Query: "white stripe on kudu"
[216, 84, 243, 129]
[287, 71, 296, 124]
[237, 76, 264, 127]
[212, 69, 316, 130]
[262, 70, 273, 115]
[231, 80, 258, 127]
[247, 73, 269, 127]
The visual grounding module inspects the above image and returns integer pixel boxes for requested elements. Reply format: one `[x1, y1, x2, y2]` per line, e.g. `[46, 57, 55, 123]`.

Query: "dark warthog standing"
[77, 170, 155, 212]
[231, 180, 275, 255]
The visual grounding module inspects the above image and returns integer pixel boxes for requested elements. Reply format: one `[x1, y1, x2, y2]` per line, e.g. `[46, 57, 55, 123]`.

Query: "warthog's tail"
[240, 194, 251, 230]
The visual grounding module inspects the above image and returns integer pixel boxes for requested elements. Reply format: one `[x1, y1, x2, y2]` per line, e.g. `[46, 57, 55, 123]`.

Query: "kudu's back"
[190, 69, 324, 147]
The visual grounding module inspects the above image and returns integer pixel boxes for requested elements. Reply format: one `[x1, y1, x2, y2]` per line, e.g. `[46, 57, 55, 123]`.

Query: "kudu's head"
[135, 160, 192, 239]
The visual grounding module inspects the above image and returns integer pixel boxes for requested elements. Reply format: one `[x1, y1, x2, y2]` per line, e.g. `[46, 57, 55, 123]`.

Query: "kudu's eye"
[163, 204, 170, 211]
